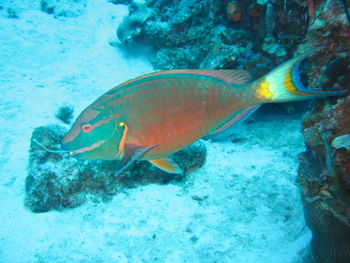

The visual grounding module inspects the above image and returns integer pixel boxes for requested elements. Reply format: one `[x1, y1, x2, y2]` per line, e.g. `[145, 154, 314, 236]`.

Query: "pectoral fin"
[114, 143, 157, 177]
[149, 157, 182, 174]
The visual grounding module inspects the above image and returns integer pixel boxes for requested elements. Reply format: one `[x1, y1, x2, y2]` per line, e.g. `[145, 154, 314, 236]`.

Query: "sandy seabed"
[0, 1, 310, 262]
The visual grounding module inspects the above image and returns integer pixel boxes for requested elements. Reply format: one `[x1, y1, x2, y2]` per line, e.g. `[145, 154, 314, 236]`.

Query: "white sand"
[0, 1, 310, 262]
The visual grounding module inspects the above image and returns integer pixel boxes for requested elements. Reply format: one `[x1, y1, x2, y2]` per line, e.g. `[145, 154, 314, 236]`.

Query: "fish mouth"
[64, 140, 107, 157]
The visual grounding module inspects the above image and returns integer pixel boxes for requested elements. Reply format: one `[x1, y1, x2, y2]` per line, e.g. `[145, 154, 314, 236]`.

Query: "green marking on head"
[61, 106, 124, 160]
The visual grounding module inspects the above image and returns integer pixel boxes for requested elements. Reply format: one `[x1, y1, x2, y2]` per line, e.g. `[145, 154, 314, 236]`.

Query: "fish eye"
[82, 124, 94, 133]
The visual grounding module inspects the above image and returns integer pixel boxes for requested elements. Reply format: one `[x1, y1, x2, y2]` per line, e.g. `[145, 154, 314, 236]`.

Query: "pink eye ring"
[82, 124, 94, 133]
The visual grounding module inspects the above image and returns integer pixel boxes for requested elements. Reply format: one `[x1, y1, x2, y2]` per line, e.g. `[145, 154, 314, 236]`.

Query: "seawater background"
[0, 1, 310, 262]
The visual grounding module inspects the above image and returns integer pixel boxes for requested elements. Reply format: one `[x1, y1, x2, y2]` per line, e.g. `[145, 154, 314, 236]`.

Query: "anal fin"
[206, 104, 261, 140]
[149, 157, 182, 174]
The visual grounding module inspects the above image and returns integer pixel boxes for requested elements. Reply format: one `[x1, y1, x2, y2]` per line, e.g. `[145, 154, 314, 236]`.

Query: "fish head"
[61, 106, 124, 160]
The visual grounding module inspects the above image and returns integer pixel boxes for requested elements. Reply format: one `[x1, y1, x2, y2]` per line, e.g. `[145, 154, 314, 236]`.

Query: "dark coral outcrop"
[297, 1, 350, 258]
[298, 95, 350, 263]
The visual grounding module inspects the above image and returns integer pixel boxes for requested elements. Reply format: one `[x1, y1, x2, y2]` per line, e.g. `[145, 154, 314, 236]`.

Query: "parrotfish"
[61, 48, 344, 174]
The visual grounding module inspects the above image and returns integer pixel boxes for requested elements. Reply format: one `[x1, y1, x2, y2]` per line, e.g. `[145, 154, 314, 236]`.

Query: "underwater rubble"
[40, 0, 87, 18]
[0, 0, 87, 18]
[25, 121, 206, 213]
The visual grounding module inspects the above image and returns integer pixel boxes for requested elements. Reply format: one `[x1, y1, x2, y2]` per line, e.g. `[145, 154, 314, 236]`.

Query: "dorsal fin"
[173, 69, 252, 84]
[106, 69, 253, 96]
[200, 70, 253, 84]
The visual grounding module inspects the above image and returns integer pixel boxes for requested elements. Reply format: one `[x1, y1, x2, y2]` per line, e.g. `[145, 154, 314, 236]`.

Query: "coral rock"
[117, 1, 151, 44]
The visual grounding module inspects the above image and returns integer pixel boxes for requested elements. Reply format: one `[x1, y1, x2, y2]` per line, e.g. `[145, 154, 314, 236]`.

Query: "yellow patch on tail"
[255, 80, 273, 99]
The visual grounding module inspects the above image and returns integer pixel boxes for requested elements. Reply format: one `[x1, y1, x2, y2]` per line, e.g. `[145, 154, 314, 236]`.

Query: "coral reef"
[40, 0, 87, 18]
[25, 125, 206, 213]
[298, 95, 350, 263]
[114, 0, 308, 74]
[300, 0, 350, 52]
[296, 1, 350, 258]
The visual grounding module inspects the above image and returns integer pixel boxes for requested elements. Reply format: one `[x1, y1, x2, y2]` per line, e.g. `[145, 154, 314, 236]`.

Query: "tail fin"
[255, 47, 347, 103]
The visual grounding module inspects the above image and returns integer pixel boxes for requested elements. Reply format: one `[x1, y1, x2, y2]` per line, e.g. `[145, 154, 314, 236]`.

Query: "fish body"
[95, 70, 253, 160]
[62, 48, 345, 173]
